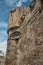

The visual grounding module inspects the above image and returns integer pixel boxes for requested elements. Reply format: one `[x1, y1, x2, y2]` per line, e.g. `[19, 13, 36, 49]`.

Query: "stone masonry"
[5, 0, 43, 65]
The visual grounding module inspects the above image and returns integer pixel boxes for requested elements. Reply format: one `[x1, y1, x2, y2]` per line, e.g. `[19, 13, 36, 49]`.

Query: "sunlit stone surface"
[5, 0, 43, 65]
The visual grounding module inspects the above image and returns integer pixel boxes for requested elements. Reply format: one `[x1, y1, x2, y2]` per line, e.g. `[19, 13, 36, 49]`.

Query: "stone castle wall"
[5, 0, 43, 65]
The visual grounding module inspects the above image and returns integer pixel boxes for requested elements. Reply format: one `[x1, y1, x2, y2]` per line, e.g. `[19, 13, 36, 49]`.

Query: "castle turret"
[5, 1, 43, 65]
[8, 6, 24, 29]
[5, 6, 24, 65]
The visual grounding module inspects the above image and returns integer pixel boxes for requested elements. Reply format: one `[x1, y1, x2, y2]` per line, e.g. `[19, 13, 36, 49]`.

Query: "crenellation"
[5, 0, 43, 65]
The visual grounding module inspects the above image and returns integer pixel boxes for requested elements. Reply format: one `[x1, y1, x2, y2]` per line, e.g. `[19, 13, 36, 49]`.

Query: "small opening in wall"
[10, 12, 12, 16]
[7, 27, 14, 33]
[15, 38, 19, 43]
[12, 18, 13, 21]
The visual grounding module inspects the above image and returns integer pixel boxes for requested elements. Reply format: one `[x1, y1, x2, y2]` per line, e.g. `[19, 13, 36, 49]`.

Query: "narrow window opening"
[12, 18, 13, 21]
[15, 38, 19, 43]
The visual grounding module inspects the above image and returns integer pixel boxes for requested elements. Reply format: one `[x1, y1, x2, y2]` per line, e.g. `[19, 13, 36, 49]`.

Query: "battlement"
[8, 6, 24, 29]
[8, 0, 43, 35]
[5, 0, 43, 65]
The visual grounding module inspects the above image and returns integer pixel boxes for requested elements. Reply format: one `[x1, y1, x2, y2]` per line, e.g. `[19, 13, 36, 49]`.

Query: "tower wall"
[5, 1, 43, 65]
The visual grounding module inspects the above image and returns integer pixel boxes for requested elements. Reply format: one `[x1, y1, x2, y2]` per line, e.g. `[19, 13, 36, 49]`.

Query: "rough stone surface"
[5, 0, 43, 65]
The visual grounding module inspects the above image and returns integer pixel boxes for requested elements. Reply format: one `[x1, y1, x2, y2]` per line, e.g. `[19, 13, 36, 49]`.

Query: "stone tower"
[5, 0, 43, 65]
[5, 6, 25, 65]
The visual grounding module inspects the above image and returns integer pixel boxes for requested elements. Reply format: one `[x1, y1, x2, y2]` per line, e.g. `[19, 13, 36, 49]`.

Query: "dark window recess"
[12, 19, 13, 21]
[10, 31, 21, 40]
[10, 11, 13, 16]
[8, 27, 14, 33]
[9, 27, 14, 31]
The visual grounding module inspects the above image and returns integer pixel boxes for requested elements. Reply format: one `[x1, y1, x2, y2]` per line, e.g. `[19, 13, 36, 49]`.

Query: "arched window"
[9, 31, 22, 40]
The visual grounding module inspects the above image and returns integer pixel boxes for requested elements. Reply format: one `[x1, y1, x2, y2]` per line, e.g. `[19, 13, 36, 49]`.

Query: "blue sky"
[0, 0, 31, 55]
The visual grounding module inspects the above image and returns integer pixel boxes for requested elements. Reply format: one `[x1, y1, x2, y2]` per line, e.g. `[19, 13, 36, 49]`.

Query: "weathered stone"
[5, 0, 43, 65]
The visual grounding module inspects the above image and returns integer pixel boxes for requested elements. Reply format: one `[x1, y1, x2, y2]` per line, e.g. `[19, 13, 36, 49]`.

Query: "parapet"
[8, 0, 43, 34]
[8, 6, 24, 29]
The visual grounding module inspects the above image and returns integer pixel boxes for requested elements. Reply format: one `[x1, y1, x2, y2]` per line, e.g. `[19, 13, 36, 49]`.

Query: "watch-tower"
[5, 6, 24, 65]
